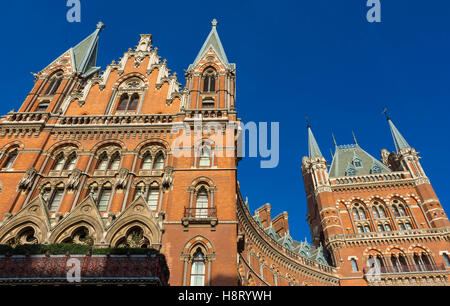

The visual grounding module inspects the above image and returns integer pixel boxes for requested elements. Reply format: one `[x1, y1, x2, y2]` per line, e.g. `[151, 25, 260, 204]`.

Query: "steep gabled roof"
[329, 144, 391, 177]
[189, 19, 233, 70]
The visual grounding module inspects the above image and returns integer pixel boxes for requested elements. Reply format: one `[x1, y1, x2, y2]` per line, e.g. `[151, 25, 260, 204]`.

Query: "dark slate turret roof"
[388, 118, 410, 152]
[308, 126, 323, 158]
[329, 144, 391, 178]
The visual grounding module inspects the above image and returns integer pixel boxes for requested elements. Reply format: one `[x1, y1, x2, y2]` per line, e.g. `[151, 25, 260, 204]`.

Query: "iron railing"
[184, 207, 217, 219]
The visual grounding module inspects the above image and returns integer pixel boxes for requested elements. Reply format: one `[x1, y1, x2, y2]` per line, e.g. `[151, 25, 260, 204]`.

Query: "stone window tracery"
[45, 72, 63, 95]
[1, 148, 18, 170]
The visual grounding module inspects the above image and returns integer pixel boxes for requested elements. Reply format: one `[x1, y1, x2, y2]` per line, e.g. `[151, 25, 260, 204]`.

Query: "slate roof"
[329, 144, 391, 178]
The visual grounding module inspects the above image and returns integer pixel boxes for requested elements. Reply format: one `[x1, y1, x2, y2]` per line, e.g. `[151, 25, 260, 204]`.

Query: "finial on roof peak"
[382, 107, 390, 121]
[305, 115, 310, 128]
[96, 21, 105, 31]
[332, 133, 338, 147]
[352, 131, 358, 145]
[211, 19, 218, 28]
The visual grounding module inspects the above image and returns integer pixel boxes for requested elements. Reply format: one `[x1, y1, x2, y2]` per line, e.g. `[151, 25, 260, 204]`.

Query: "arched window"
[357, 225, 364, 233]
[2, 149, 18, 170]
[117, 93, 129, 111]
[98, 185, 112, 211]
[64, 153, 77, 170]
[377, 224, 384, 232]
[364, 225, 371, 233]
[196, 188, 209, 218]
[372, 206, 380, 219]
[147, 186, 160, 211]
[384, 223, 392, 231]
[141, 153, 152, 170]
[154, 153, 164, 170]
[116, 93, 140, 112]
[352, 208, 360, 221]
[45, 72, 63, 95]
[202, 68, 216, 93]
[53, 153, 65, 171]
[199, 146, 211, 167]
[190, 249, 206, 286]
[35, 100, 50, 112]
[109, 152, 121, 170]
[49, 187, 64, 211]
[405, 222, 412, 230]
[398, 205, 406, 217]
[96, 153, 108, 170]
[398, 222, 406, 231]
[392, 206, 400, 218]
[358, 208, 366, 220]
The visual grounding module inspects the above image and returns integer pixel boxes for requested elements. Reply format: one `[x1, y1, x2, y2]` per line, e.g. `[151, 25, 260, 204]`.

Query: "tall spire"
[307, 123, 323, 159]
[384, 110, 410, 152]
[190, 19, 231, 69]
[71, 21, 105, 77]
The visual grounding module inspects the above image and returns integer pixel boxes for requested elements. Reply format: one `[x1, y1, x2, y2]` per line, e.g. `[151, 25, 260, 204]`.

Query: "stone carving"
[162, 166, 174, 190]
[17, 168, 38, 192]
[67, 169, 82, 191]
[115, 168, 129, 190]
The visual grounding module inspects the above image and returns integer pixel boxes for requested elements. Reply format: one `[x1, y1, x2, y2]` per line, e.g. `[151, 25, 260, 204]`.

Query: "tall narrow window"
[384, 223, 392, 231]
[53, 153, 65, 171]
[443, 253, 450, 267]
[141, 154, 152, 170]
[42, 186, 51, 202]
[128, 93, 139, 111]
[358, 208, 366, 220]
[351, 259, 359, 272]
[147, 187, 159, 211]
[97, 153, 108, 170]
[98, 187, 111, 211]
[199, 146, 211, 167]
[109, 153, 121, 170]
[46, 73, 63, 95]
[190, 249, 206, 286]
[49, 188, 64, 211]
[352, 209, 360, 221]
[154, 154, 164, 170]
[2, 150, 18, 170]
[203, 69, 216, 93]
[196, 189, 209, 218]
[117, 94, 129, 111]
[64, 153, 77, 170]
[398, 205, 406, 217]
[405, 222, 412, 230]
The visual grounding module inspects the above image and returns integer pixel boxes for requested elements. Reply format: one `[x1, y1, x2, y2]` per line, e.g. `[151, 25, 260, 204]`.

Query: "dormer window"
[345, 164, 357, 176]
[370, 163, 382, 174]
[35, 100, 50, 112]
[353, 157, 362, 168]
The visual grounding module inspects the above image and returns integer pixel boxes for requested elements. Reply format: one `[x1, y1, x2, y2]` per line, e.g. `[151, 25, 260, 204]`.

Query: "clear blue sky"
[1, 1, 449, 242]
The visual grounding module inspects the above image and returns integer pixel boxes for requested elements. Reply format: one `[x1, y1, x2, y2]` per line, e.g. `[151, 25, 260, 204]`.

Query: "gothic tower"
[301, 117, 450, 285]
[0, 20, 239, 286]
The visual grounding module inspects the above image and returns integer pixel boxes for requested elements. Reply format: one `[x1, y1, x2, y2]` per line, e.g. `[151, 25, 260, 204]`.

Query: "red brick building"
[0, 21, 448, 286]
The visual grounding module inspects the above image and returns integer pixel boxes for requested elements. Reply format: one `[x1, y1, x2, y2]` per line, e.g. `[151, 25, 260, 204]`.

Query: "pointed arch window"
[53, 153, 65, 171]
[49, 187, 64, 211]
[64, 153, 77, 170]
[45, 72, 63, 95]
[147, 186, 160, 211]
[141, 153, 153, 170]
[202, 68, 216, 93]
[2, 149, 18, 170]
[154, 153, 165, 170]
[96, 153, 109, 170]
[196, 188, 209, 218]
[98, 186, 112, 211]
[109, 152, 121, 170]
[190, 249, 206, 286]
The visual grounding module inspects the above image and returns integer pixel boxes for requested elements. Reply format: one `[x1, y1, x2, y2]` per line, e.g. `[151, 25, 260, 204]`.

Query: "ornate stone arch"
[181, 235, 216, 260]
[112, 72, 150, 90]
[49, 196, 105, 244]
[0, 196, 50, 244]
[135, 138, 170, 153]
[105, 198, 163, 249]
[46, 140, 82, 155]
[90, 140, 126, 153]
[1, 140, 25, 152]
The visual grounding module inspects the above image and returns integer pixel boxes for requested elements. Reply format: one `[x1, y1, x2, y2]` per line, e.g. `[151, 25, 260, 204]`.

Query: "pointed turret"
[188, 19, 232, 70]
[71, 21, 105, 77]
[308, 125, 323, 159]
[384, 110, 410, 152]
